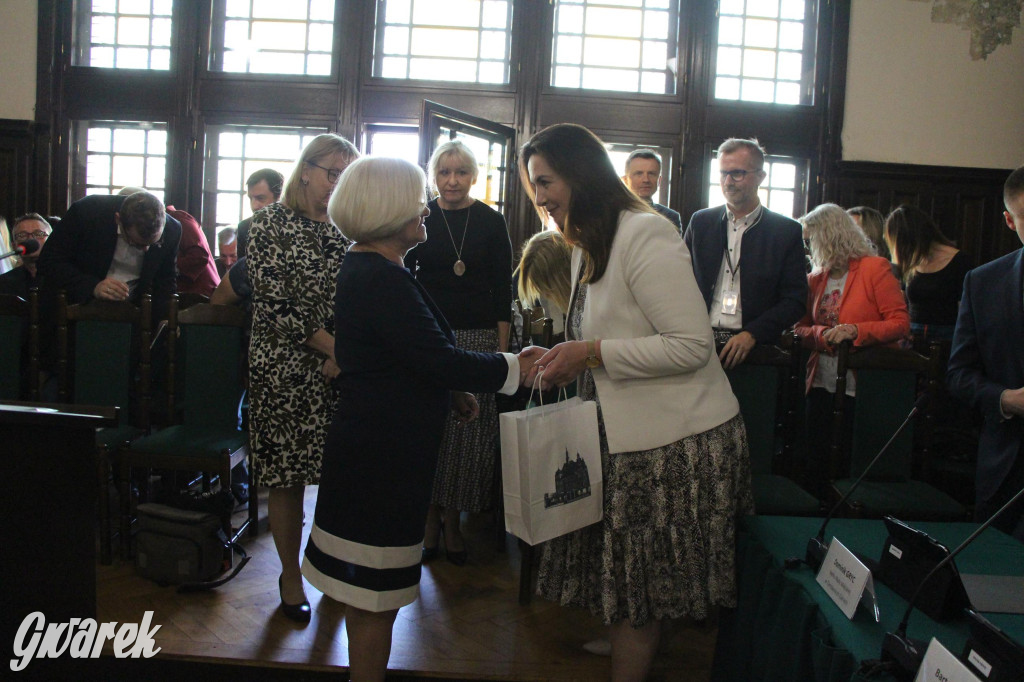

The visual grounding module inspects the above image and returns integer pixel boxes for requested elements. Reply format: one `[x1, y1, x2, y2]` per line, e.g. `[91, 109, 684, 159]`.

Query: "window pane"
[715, 0, 812, 105]
[779, 20, 804, 51]
[747, 0, 780, 18]
[375, 0, 512, 84]
[745, 19, 778, 49]
[741, 78, 776, 102]
[552, 0, 675, 95]
[211, 0, 336, 75]
[75, 1, 172, 70]
[584, 37, 640, 69]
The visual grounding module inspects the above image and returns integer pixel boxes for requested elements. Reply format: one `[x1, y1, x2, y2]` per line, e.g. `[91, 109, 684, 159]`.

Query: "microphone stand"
[881, 486, 1024, 676]
[805, 394, 928, 570]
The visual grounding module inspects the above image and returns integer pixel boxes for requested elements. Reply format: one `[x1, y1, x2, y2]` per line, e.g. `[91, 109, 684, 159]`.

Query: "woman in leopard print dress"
[248, 134, 358, 623]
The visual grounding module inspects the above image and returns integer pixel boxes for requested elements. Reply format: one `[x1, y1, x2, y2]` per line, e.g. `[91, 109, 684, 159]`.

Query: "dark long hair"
[883, 205, 955, 283]
[519, 123, 649, 283]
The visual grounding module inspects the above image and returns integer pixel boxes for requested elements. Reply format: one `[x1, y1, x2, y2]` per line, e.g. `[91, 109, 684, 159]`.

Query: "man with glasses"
[683, 138, 806, 369]
[0, 213, 52, 298]
[38, 190, 181, 314]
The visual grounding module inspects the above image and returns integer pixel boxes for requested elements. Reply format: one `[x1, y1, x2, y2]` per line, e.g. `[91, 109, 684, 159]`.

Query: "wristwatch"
[585, 340, 601, 369]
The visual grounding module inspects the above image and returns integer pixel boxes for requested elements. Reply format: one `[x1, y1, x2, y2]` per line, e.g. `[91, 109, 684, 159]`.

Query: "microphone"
[881, 485, 1024, 676]
[805, 391, 931, 570]
[0, 239, 40, 260]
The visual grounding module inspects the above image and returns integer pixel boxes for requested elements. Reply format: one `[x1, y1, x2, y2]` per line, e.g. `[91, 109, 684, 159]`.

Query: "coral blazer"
[795, 255, 910, 393]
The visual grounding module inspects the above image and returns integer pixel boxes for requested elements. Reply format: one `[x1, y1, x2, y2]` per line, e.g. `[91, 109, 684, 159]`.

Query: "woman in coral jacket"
[795, 203, 910, 496]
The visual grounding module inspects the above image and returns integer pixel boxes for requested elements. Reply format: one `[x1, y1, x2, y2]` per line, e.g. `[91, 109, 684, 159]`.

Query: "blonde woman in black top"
[404, 140, 513, 564]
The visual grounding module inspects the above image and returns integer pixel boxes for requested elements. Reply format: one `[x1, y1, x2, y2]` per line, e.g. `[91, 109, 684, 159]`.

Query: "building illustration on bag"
[544, 448, 592, 508]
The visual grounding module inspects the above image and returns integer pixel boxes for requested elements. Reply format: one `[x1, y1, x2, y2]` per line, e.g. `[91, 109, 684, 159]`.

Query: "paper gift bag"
[499, 395, 603, 545]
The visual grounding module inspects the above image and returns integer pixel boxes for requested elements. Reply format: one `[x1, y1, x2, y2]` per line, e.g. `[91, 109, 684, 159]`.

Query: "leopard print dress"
[247, 203, 348, 488]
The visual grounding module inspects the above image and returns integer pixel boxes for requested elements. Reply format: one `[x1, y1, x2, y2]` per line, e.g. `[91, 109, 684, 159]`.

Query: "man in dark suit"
[622, 149, 682, 234]
[683, 138, 807, 368]
[37, 191, 181, 311]
[946, 165, 1024, 540]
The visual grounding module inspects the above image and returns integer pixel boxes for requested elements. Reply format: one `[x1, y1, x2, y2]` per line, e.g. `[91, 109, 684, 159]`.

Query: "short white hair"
[329, 157, 426, 243]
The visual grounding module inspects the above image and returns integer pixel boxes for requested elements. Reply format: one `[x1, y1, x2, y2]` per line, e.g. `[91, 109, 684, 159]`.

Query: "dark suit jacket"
[652, 202, 682, 234]
[947, 249, 1024, 504]
[683, 205, 807, 344]
[37, 194, 182, 311]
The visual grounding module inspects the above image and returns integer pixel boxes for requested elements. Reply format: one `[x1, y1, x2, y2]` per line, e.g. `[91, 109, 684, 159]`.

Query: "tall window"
[708, 155, 801, 218]
[714, 0, 811, 105]
[74, 121, 168, 201]
[551, 0, 678, 95]
[373, 0, 513, 83]
[203, 125, 325, 228]
[209, 0, 336, 75]
[73, 0, 173, 69]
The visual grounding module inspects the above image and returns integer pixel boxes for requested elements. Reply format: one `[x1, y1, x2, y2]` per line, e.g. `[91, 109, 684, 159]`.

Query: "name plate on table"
[815, 537, 879, 621]
[914, 638, 982, 682]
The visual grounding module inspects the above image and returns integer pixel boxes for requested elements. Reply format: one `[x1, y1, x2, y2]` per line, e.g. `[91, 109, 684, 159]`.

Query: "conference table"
[711, 515, 1024, 682]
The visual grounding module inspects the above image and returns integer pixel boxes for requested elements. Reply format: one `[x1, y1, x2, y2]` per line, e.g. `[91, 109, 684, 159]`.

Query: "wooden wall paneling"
[0, 121, 34, 222]
[833, 161, 1012, 267]
[360, 88, 516, 127]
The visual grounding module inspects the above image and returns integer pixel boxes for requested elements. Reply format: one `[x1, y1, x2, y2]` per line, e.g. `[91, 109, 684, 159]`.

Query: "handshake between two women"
[450, 341, 591, 424]
[517, 341, 593, 391]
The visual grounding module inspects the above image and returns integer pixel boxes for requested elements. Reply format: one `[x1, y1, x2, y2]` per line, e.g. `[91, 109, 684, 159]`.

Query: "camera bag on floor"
[134, 502, 249, 590]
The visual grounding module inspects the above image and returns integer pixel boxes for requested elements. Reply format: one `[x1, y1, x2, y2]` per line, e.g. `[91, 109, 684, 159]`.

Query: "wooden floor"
[97, 487, 718, 680]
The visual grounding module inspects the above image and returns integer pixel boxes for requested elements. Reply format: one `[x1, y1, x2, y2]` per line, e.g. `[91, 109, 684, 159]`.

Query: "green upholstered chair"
[57, 293, 153, 564]
[118, 300, 256, 563]
[723, 332, 823, 516]
[0, 292, 40, 401]
[827, 342, 967, 521]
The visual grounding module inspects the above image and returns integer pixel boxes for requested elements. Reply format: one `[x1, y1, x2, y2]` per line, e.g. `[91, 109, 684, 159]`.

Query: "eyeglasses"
[720, 169, 762, 182]
[14, 230, 50, 243]
[307, 161, 344, 184]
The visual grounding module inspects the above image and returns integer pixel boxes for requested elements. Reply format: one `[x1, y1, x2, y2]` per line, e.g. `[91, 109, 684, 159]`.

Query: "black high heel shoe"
[278, 575, 311, 623]
[422, 518, 442, 563]
[442, 525, 467, 566]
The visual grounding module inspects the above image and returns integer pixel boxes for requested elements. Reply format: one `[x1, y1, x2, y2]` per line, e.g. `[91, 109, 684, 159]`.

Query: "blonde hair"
[427, 140, 479, 192]
[801, 203, 874, 272]
[282, 133, 359, 217]
[329, 157, 427, 243]
[517, 230, 572, 313]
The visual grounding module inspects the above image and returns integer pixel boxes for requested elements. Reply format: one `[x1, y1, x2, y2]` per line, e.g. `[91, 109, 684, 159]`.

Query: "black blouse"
[905, 250, 970, 326]
[404, 199, 513, 330]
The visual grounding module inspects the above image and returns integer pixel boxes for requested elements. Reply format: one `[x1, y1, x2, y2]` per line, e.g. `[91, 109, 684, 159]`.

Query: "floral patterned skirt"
[535, 404, 753, 627]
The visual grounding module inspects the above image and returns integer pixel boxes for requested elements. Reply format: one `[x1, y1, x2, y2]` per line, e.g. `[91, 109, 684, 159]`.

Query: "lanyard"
[722, 209, 763, 284]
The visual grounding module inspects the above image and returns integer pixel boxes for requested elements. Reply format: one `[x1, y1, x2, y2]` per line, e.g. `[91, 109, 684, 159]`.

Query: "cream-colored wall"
[0, 0, 38, 121]
[844, 0, 1024, 169]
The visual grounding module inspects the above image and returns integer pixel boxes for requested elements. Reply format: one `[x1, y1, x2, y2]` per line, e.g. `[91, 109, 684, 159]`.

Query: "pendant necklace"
[439, 204, 470, 276]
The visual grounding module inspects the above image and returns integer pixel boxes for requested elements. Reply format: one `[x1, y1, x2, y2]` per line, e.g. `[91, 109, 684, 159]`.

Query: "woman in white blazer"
[520, 123, 753, 681]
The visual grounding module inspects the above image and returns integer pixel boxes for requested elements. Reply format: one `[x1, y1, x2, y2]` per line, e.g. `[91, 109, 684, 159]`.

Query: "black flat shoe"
[278, 575, 311, 624]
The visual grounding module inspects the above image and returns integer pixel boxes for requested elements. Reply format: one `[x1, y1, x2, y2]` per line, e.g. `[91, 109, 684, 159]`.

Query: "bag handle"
[526, 370, 569, 408]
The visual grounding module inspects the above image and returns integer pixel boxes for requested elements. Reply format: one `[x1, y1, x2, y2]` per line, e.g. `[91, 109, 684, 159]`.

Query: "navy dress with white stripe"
[302, 250, 510, 612]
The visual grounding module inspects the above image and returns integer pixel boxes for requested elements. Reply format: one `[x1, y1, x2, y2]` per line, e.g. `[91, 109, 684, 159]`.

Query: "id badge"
[722, 289, 738, 315]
